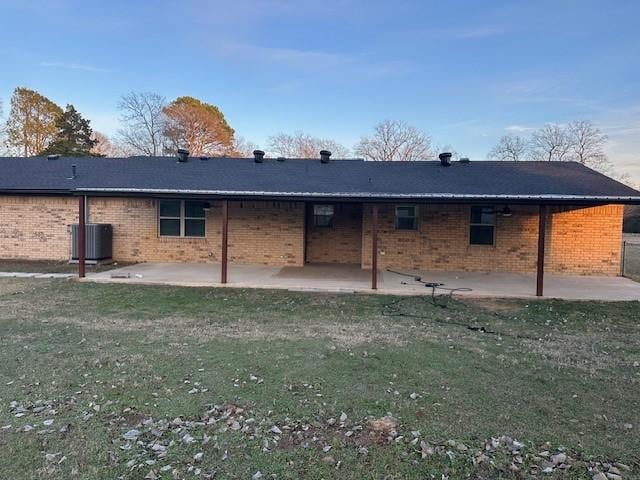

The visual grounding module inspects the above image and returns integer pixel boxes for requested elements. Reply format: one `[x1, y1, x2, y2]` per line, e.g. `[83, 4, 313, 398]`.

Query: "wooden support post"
[371, 204, 378, 290]
[78, 195, 86, 279]
[536, 204, 547, 297]
[221, 200, 229, 284]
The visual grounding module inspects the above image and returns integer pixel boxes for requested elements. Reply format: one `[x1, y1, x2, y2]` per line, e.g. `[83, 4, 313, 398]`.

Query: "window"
[159, 200, 207, 237]
[395, 205, 418, 230]
[469, 206, 496, 245]
[313, 204, 334, 227]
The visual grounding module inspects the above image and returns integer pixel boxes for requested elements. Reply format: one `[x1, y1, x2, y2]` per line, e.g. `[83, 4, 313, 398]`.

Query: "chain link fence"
[622, 237, 640, 280]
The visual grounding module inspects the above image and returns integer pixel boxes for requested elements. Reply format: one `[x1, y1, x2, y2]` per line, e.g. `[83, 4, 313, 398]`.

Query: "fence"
[622, 240, 640, 279]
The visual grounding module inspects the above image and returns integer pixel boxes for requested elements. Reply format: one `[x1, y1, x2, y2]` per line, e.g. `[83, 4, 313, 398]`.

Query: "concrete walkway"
[0, 272, 74, 279]
[85, 262, 640, 301]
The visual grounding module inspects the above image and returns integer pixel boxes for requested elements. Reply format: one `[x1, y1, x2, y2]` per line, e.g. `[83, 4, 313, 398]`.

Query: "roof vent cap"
[67, 164, 77, 180]
[439, 152, 452, 167]
[320, 150, 331, 163]
[177, 148, 189, 162]
[459, 157, 470, 164]
[47, 154, 59, 161]
[276, 157, 286, 162]
[253, 150, 265, 163]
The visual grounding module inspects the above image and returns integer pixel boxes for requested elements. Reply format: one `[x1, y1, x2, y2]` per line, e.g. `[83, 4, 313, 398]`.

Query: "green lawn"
[0, 279, 638, 479]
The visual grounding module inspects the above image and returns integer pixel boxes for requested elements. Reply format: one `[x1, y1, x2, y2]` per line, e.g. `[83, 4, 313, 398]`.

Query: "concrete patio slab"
[84, 262, 640, 301]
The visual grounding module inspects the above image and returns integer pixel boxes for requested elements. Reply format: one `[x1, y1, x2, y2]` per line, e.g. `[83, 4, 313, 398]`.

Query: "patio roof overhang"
[69, 188, 640, 205]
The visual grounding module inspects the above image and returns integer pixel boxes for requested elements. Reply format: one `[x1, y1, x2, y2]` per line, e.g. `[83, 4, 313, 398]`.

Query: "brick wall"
[226, 201, 304, 266]
[0, 195, 78, 260]
[0, 196, 304, 266]
[548, 205, 623, 275]
[0, 195, 623, 275]
[306, 203, 362, 264]
[89, 198, 305, 266]
[361, 203, 623, 276]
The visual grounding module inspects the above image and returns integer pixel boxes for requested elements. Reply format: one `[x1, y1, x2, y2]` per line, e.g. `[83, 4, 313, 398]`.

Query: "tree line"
[0, 87, 625, 181]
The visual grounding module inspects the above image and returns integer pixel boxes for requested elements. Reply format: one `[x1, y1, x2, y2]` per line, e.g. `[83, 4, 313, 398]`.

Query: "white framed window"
[159, 199, 207, 237]
[395, 205, 418, 230]
[313, 204, 335, 227]
[469, 206, 496, 245]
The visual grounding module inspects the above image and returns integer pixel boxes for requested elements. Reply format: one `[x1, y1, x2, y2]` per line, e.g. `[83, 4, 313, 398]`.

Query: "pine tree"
[41, 104, 98, 156]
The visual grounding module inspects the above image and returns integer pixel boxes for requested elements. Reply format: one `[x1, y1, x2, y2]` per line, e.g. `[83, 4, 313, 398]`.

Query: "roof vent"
[68, 164, 77, 180]
[459, 157, 470, 164]
[320, 150, 331, 163]
[199, 156, 209, 161]
[439, 152, 452, 167]
[47, 154, 59, 161]
[253, 150, 265, 163]
[177, 148, 189, 162]
[276, 157, 286, 162]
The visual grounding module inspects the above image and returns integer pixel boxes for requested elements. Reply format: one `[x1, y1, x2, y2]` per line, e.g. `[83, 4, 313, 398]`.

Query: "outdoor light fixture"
[501, 206, 513, 217]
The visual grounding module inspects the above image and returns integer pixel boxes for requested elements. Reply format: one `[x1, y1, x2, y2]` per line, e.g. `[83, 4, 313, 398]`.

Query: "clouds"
[39, 62, 113, 73]
[421, 26, 504, 40]
[504, 125, 535, 134]
[213, 42, 350, 71]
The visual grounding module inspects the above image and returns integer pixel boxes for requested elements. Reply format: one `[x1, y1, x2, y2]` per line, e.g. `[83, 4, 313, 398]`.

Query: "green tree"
[163, 96, 234, 156]
[41, 104, 98, 156]
[6, 87, 63, 156]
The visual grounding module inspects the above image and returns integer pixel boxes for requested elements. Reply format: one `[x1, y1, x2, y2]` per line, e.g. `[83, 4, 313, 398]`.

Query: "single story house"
[1, 150, 639, 295]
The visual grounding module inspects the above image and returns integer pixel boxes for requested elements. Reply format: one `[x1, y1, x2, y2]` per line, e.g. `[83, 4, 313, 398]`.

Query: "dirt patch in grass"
[459, 296, 523, 314]
[0, 259, 133, 274]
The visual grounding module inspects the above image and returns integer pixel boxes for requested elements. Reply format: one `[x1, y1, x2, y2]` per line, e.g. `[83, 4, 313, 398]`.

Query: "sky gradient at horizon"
[0, 0, 638, 181]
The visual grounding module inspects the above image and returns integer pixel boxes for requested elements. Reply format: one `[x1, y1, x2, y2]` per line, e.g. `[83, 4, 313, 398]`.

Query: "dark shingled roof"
[0, 156, 638, 203]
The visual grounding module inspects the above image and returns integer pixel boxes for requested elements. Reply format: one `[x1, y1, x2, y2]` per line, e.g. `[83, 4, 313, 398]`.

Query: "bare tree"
[568, 120, 608, 166]
[488, 135, 528, 161]
[117, 92, 167, 156]
[355, 119, 433, 161]
[229, 136, 259, 158]
[90, 131, 122, 157]
[528, 124, 572, 161]
[268, 132, 350, 158]
[0, 98, 6, 155]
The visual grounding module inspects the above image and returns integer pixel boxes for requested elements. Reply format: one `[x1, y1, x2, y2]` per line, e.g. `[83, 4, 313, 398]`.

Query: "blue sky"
[0, 0, 639, 181]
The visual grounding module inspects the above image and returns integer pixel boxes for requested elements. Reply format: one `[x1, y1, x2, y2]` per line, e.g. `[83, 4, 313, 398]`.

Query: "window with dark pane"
[395, 205, 417, 230]
[185, 201, 207, 219]
[184, 200, 206, 237]
[469, 206, 496, 245]
[159, 200, 182, 236]
[159, 199, 206, 237]
[313, 205, 334, 227]
[159, 199, 181, 218]
[159, 218, 181, 236]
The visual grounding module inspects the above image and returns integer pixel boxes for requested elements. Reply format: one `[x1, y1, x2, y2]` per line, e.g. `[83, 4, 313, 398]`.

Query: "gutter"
[75, 188, 640, 203]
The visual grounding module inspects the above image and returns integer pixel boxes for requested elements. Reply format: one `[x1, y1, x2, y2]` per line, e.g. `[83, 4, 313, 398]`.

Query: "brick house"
[1, 151, 639, 295]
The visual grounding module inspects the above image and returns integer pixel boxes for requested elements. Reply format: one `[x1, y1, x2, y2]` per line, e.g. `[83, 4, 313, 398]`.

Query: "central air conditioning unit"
[71, 224, 113, 262]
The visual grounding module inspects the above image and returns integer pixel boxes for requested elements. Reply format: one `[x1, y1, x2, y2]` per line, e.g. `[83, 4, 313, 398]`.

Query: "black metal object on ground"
[385, 268, 473, 307]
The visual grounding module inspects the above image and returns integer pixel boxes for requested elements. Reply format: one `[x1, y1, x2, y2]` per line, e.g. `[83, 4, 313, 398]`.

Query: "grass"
[0, 259, 132, 274]
[0, 279, 639, 479]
